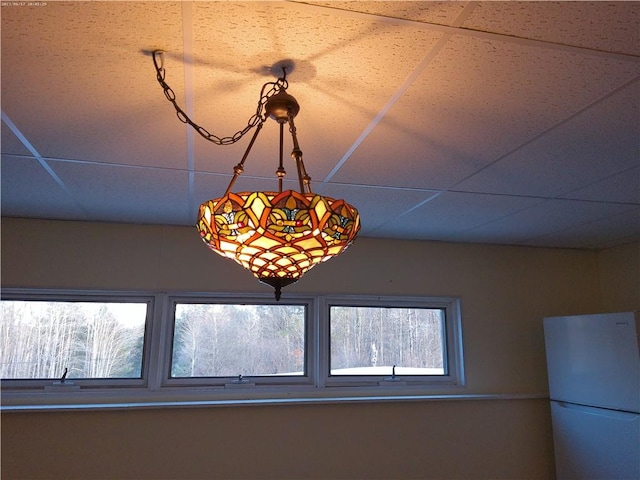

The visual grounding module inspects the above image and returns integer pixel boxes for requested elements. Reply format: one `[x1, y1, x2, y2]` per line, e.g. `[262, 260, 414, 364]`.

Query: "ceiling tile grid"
[306, 1, 470, 26]
[1, 1, 638, 250]
[1, 122, 32, 156]
[330, 33, 640, 191]
[188, 1, 447, 181]
[317, 183, 442, 235]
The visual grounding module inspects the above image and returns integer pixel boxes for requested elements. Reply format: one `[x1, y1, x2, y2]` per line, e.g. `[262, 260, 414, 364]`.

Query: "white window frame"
[0, 289, 160, 390]
[1, 289, 465, 409]
[160, 294, 317, 389]
[319, 296, 465, 389]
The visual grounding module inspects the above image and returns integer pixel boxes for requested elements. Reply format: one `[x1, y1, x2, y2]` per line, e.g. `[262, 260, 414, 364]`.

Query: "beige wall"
[2, 398, 552, 480]
[598, 242, 640, 312]
[2, 217, 636, 479]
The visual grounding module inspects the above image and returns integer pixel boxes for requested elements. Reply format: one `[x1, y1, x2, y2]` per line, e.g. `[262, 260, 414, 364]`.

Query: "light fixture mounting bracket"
[265, 90, 300, 123]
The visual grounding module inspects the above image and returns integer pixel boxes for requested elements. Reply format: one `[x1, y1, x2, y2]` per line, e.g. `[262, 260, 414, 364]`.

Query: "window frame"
[0, 289, 159, 390]
[161, 294, 317, 388]
[319, 295, 465, 389]
[1, 289, 465, 408]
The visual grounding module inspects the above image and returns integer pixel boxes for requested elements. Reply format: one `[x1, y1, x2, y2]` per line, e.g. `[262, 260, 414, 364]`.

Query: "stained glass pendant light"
[152, 52, 360, 300]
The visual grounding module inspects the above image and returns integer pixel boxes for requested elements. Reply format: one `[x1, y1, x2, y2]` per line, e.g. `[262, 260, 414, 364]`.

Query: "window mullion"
[313, 296, 326, 389]
[145, 293, 168, 391]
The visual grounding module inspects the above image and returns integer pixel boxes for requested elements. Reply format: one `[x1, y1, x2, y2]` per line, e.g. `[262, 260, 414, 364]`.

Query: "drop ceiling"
[2, 1, 639, 249]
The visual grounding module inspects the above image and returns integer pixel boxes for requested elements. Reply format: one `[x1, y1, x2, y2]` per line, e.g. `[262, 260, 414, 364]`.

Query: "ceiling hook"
[152, 50, 165, 70]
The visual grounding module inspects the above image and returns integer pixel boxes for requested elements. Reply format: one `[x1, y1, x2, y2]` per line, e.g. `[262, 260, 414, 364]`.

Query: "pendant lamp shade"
[197, 190, 360, 299]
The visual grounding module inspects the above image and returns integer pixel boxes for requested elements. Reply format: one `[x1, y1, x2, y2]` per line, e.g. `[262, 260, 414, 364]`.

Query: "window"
[0, 292, 153, 389]
[167, 299, 311, 386]
[1, 290, 463, 408]
[322, 296, 463, 387]
[329, 306, 445, 376]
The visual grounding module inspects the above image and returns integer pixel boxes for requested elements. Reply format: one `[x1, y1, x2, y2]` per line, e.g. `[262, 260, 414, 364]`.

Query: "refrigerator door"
[551, 401, 640, 480]
[544, 312, 640, 412]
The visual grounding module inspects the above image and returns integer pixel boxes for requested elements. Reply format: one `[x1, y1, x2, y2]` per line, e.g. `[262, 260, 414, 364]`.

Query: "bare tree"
[330, 306, 445, 373]
[1, 301, 145, 380]
[171, 303, 305, 378]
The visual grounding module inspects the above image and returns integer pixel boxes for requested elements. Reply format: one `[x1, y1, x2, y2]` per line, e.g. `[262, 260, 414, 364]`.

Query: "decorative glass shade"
[197, 190, 360, 299]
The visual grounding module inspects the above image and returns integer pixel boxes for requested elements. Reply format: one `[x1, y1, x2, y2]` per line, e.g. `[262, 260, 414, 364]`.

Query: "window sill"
[1, 387, 547, 412]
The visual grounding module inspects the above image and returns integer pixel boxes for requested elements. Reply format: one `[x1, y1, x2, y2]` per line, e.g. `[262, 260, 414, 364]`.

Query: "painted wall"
[598, 242, 640, 312]
[3, 398, 551, 480]
[2, 217, 635, 479]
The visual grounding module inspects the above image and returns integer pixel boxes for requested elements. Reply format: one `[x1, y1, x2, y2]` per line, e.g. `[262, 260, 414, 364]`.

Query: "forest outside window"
[323, 296, 464, 387]
[330, 306, 446, 376]
[166, 299, 311, 386]
[1, 293, 152, 388]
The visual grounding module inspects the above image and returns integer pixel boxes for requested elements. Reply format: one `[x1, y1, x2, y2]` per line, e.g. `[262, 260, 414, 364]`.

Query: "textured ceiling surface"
[2, 1, 639, 249]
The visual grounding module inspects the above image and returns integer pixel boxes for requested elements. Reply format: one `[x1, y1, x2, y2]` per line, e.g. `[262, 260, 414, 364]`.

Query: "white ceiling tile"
[191, 1, 442, 87]
[306, 1, 469, 25]
[186, 1, 445, 181]
[454, 81, 640, 197]
[1, 1, 187, 169]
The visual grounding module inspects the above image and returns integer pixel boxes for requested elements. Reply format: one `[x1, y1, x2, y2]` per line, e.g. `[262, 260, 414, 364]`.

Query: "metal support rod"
[224, 122, 264, 196]
[288, 113, 312, 194]
[277, 122, 286, 193]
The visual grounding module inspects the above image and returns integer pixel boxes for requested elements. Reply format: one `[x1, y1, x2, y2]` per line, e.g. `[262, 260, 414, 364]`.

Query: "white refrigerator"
[544, 312, 640, 480]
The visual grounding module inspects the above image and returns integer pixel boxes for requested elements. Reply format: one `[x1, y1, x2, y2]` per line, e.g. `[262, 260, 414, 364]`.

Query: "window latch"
[380, 365, 407, 386]
[225, 374, 255, 389]
[44, 368, 80, 391]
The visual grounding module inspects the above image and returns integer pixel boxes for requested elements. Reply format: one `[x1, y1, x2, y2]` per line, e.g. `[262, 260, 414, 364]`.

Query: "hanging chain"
[152, 50, 288, 146]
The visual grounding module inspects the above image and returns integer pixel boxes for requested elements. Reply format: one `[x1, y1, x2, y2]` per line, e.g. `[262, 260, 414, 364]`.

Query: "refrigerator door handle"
[554, 400, 640, 421]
